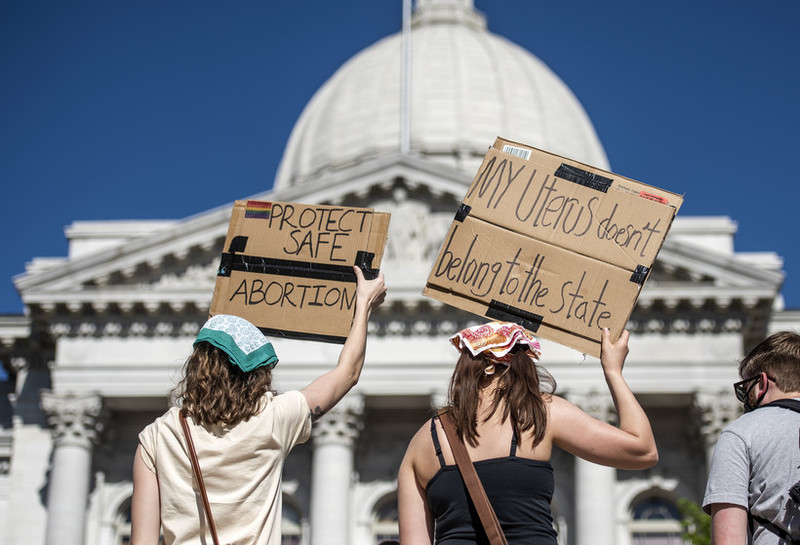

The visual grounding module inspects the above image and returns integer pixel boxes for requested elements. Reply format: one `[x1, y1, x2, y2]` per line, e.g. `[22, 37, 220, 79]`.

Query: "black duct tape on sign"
[228, 235, 249, 254]
[486, 300, 543, 332]
[217, 252, 377, 283]
[259, 326, 346, 344]
[630, 265, 650, 285]
[455, 204, 472, 222]
[555, 164, 612, 193]
[354, 250, 379, 280]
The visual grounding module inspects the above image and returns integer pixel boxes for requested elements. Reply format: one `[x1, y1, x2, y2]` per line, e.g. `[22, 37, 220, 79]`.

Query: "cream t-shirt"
[138, 390, 311, 545]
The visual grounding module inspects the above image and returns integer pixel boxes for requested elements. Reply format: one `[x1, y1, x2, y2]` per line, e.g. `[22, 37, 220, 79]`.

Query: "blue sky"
[2, 0, 799, 313]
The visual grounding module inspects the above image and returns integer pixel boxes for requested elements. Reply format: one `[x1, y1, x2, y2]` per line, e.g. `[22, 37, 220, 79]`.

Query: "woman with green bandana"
[130, 266, 386, 545]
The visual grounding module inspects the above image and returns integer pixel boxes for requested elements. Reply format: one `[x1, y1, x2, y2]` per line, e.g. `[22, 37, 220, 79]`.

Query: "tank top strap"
[430, 417, 446, 468]
[510, 425, 518, 457]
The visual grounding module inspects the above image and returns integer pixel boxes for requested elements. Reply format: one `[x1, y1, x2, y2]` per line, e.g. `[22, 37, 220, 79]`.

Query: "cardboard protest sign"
[210, 200, 390, 343]
[424, 137, 683, 357]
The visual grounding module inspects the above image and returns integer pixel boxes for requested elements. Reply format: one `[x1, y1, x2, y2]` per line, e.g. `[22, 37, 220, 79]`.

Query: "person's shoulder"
[545, 394, 576, 418]
[763, 397, 800, 411]
[407, 417, 436, 453]
[721, 405, 791, 436]
[139, 406, 179, 443]
[412, 416, 435, 441]
[401, 416, 437, 471]
[269, 390, 299, 403]
[150, 406, 180, 427]
[263, 390, 306, 411]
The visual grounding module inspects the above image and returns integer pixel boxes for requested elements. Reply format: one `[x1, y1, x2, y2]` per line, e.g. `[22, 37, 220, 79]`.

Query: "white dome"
[274, 0, 609, 191]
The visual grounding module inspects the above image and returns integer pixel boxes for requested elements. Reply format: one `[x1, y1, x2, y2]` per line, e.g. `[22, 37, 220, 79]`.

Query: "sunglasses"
[733, 373, 776, 404]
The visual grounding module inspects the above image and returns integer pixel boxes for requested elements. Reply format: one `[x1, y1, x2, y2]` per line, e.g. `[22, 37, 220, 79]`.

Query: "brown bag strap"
[437, 410, 509, 545]
[179, 411, 221, 545]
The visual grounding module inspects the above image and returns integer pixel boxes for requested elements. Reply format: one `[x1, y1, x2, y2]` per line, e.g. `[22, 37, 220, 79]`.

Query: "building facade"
[1, 1, 797, 544]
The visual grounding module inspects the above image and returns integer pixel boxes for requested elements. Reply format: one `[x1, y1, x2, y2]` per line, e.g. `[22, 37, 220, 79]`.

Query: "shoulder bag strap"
[752, 399, 800, 543]
[749, 512, 800, 544]
[179, 411, 221, 545]
[762, 398, 800, 413]
[437, 409, 509, 545]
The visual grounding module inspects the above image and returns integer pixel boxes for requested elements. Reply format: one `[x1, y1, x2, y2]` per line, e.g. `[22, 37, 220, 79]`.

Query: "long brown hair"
[446, 347, 556, 448]
[174, 341, 273, 427]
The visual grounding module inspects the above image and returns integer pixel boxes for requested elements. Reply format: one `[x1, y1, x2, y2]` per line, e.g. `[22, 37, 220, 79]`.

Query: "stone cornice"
[25, 289, 770, 342]
[24, 291, 213, 317]
[0, 315, 53, 376]
[46, 317, 202, 340]
[0, 315, 31, 348]
[14, 205, 232, 293]
[657, 241, 784, 287]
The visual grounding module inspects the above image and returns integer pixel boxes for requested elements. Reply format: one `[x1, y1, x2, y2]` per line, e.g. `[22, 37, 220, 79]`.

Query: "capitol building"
[1, 1, 797, 544]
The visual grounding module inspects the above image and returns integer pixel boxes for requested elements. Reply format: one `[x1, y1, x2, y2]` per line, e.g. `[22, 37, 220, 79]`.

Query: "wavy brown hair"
[446, 347, 556, 448]
[174, 341, 274, 427]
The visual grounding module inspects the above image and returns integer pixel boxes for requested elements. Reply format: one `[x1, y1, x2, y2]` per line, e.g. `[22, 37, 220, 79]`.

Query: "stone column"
[40, 391, 103, 545]
[569, 391, 617, 545]
[309, 396, 363, 545]
[692, 390, 741, 469]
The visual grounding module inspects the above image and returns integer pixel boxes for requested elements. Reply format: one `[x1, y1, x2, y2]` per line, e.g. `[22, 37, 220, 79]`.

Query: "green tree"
[677, 498, 711, 545]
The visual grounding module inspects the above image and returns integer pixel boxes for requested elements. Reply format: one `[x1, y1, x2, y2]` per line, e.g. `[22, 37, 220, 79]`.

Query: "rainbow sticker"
[245, 200, 272, 219]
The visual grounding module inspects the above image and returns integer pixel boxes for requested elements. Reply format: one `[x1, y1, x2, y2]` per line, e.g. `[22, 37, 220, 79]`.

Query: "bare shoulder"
[546, 394, 573, 412]
[546, 395, 585, 422]
[401, 417, 441, 486]
[405, 418, 434, 460]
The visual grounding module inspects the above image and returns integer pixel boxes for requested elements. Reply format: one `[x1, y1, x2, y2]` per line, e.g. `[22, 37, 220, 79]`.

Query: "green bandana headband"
[194, 315, 278, 372]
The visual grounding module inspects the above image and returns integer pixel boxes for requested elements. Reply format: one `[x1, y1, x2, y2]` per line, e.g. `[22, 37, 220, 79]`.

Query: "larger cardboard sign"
[210, 200, 390, 343]
[424, 138, 683, 357]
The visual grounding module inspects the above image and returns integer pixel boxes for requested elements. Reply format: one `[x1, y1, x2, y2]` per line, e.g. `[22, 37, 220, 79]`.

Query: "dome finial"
[412, 0, 487, 29]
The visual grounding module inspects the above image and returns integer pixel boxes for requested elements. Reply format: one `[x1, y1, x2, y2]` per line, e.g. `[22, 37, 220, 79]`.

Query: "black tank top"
[425, 417, 558, 545]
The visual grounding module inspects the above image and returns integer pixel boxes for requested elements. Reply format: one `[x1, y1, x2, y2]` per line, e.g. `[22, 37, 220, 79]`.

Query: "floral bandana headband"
[450, 322, 542, 374]
[194, 315, 278, 372]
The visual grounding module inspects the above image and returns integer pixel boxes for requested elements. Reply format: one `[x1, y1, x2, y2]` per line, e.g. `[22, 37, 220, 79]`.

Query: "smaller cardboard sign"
[425, 137, 683, 357]
[210, 200, 390, 343]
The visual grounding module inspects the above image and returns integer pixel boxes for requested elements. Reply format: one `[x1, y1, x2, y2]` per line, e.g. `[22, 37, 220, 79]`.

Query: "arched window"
[630, 496, 685, 545]
[281, 497, 303, 545]
[372, 494, 399, 544]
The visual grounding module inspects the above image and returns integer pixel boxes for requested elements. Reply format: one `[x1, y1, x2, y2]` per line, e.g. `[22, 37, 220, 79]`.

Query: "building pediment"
[12, 150, 784, 350]
[12, 153, 470, 316]
[644, 237, 784, 304]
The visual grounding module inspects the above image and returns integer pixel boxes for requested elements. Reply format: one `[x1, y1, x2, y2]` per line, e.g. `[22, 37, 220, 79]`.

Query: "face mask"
[744, 380, 770, 412]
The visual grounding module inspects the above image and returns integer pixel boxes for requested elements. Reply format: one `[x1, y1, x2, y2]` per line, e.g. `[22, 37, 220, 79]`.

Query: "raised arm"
[551, 328, 658, 470]
[301, 266, 386, 420]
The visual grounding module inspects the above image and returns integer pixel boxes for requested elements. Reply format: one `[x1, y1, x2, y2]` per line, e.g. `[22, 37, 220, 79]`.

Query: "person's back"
[425, 411, 558, 544]
[398, 323, 658, 545]
[705, 401, 800, 542]
[138, 391, 310, 544]
[703, 331, 800, 544]
[131, 267, 386, 545]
